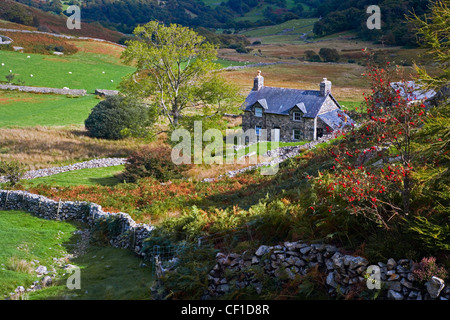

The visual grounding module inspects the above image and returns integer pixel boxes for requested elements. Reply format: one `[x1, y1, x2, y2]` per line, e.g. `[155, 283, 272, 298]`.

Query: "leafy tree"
[121, 21, 241, 131]
[319, 48, 340, 62]
[304, 50, 321, 62]
[404, 0, 450, 253]
[408, 0, 449, 91]
[0, 161, 25, 187]
[311, 52, 426, 229]
[84, 95, 156, 140]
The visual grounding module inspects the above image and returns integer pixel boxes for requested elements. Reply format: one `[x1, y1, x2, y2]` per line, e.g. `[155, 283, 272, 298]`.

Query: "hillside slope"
[0, 0, 124, 42]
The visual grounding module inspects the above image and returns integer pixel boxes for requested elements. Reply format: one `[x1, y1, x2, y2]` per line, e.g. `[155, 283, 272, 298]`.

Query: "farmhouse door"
[273, 128, 280, 142]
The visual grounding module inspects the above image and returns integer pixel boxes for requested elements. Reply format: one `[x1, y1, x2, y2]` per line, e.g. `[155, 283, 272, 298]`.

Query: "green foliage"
[123, 145, 190, 183]
[304, 50, 321, 62]
[407, 216, 450, 252]
[0, 161, 25, 187]
[91, 215, 123, 245]
[314, 0, 431, 46]
[121, 21, 222, 128]
[319, 48, 340, 62]
[84, 95, 156, 140]
[160, 243, 217, 300]
[408, 0, 450, 91]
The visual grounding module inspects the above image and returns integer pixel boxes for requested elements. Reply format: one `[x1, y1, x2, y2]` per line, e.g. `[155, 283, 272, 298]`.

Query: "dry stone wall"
[203, 241, 450, 300]
[0, 84, 86, 96]
[1, 189, 448, 300]
[0, 189, 153, 257]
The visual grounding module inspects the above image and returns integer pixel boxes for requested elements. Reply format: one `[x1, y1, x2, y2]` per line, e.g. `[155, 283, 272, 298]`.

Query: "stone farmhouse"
[242, 71, 354, 142]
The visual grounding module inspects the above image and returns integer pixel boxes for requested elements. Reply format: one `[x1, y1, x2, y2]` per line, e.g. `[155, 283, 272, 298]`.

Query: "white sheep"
[69, 72, 72, 74]
[30, 74, 33, 77]
[27, 56, 30, 58]
[1, 63, 4, 66]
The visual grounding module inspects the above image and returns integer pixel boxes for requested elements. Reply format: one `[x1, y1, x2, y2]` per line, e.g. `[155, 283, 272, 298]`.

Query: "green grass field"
[0, 49, 250, 128]
[0, 50, 135, 93]
[0, 91, 99, 127]
[0, 210, 77, 298]
[0, 210, 154, 300]
[241, 19, 318, 38]
[27, 245, 154, 300]
[22, 165, 125, 188]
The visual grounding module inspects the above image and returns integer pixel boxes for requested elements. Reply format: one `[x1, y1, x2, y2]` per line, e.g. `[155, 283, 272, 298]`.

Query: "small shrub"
[304, 50, 321, 62]
[0, 161, 25, 187]
[319, 48, 340, 62]
[413, 257, 448, 283]
[122, 145, 190, 182]
[84, 95, 156, 140]
[5, 73, 15, 84]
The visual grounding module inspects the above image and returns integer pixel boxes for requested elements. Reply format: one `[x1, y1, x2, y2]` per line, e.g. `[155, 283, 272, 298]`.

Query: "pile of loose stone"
[203, 241, 449, 300]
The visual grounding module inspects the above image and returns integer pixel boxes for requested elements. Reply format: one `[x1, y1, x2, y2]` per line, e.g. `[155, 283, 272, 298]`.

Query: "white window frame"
[293, 112, 302, 121]
[293, 129, 301, 140]
[255, 126, 262, 137]
[255, 107, 263, 117]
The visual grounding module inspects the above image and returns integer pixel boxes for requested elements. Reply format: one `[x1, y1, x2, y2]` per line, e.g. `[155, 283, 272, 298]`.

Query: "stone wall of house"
[203, 241, 449, 300]
[318, 95, 339, 115]
[242, 110, 330, 142]
[0, 189, 153, 257]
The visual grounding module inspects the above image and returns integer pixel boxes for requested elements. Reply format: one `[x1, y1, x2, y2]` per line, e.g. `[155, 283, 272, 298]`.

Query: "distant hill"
[3, 0, 433, 48]
[0, 0, 124, 43]
[65, 0, 319, 33]
[313, 0, 431, 46]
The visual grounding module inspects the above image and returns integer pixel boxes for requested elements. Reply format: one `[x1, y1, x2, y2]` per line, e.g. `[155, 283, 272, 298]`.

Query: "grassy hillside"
[0, 92, 99, 128]
[0, 0, 124, 42]
[0, 210, 154, 300]
[0, 210, 77, 297]
[0, 43, 134, 92]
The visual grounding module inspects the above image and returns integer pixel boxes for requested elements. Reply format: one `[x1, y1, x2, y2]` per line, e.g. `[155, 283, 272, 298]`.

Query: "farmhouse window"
[255, 107, 263, 117]
[293, 112, 302, 121]
[255, 126, 262, 136]
[293, 129, 301, 140]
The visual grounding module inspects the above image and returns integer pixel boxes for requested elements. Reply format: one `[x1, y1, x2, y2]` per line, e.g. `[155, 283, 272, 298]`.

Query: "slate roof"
[390, 81, 436, 101]
[243, 86, 339, 118]
[318, 109, 355, 130]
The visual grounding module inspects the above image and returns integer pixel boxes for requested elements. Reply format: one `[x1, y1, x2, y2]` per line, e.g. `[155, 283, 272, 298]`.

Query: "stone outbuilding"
[242, 71, 354, 142]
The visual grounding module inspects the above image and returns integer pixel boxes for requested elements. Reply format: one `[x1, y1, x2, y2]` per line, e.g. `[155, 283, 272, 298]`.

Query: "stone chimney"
[253, 70, 264, 91]
[320, 78, 332, 96]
